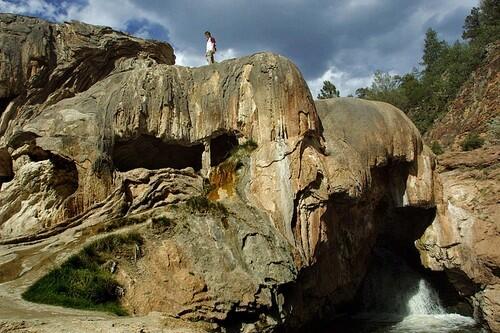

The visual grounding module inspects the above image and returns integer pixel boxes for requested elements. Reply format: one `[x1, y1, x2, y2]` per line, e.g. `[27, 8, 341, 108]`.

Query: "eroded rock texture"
[418, 147, 500, 331]
[417, 43, 500, 332]
[281, 98, 436, 325]
[0, 14, 453, 333]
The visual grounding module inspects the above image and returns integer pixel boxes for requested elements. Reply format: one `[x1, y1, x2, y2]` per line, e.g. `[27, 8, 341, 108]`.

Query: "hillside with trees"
[352, 0, 499, 143]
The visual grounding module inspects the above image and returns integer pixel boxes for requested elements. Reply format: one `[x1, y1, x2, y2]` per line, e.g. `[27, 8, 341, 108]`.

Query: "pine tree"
[317, 80, 340, 99]
[421, 28, 447, 71]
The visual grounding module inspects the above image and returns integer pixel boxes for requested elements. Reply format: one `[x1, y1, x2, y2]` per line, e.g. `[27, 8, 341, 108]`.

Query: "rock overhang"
[14, 52, 320, 170]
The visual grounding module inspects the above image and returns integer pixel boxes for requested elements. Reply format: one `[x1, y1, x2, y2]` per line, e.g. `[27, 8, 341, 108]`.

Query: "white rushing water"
[343, 249, 484, 333]
[387, 313, 481, 333]
[384, 279, 482, 332]
[407, 278, 445, 315]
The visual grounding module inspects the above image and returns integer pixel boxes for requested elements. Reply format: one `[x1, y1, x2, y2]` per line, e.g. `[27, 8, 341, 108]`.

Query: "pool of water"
[321, 313, 484, 333]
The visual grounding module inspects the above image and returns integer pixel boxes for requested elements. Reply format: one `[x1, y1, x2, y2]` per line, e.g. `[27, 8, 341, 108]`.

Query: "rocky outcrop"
[0, 13, 174, 107]
[417, 147, 500, 331]
[1, 14, 440, 332]
[425, 42, 500, 149]
[418, 42, 500, 332]
[0, 14, 317, 332]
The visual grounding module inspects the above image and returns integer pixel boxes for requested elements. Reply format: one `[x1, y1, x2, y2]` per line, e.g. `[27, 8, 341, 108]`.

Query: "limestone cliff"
[1, 14, 441, 332]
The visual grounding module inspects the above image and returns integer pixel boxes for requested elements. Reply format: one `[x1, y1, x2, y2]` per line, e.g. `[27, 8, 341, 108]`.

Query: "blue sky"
[0, 0, 478, 96]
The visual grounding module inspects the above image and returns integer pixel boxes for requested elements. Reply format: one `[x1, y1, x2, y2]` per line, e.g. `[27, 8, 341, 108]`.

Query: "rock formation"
[417, 42, 500, 332]
[283, 98, 436, 325]
[1, 13, 494, 333]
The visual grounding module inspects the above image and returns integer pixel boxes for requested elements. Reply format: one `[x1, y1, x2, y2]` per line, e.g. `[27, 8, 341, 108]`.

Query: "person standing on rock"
[205, 31, 216, 64]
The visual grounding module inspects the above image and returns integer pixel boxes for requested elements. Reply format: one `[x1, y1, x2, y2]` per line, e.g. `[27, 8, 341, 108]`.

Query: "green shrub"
[151, 216, 175, 234]
[100, 216, 142, 232]
[238, 139, 258, 152]
[22, 233, 143, 315]
[185, 196, 228, 216]
[461, 133, 485, 151]
[488, 117, 500, 140]
[430, 141, 444, 155]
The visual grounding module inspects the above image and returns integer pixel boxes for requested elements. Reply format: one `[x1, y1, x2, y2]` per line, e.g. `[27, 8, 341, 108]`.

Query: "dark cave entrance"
[290, 156, 479, 333]
[210, 132, 239, 166]
[361, 205, 469, 314]
[294, 201, 476, 333]
[0, 96, 15, 116]
[112, 135, 204, 172]
[0, 148, 14, 186]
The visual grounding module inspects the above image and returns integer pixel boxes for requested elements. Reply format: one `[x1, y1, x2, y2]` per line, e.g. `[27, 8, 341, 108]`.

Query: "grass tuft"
[99, 216, 143, 233]
[151, 216, 176, 234]
[185, 196, 228, 216]
[430, 141, 444, 155]
[228, 139, 258, 162]
[22, 232, 143, 315]
[461, 132, 485, 151]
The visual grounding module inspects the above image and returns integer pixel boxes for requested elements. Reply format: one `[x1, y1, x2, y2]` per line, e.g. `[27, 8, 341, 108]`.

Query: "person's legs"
[206, 51, 215, 64]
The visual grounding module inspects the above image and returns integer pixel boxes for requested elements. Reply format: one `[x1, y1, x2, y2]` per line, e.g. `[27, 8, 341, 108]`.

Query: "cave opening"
[361, 206, 470, 314]
[294, 199, 480, 333]
[210, 132, 239, 166]
[0, 96, 15, 116]
[112, 135, 204, 172]
[319, 205, 478, 333]
[0, 148, 14, 186]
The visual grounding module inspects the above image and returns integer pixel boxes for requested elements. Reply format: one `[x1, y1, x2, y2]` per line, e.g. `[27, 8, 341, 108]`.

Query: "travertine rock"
[278, 98, 436, 325]
[0, 14, 445, 333]
[0, 13, 174, 105]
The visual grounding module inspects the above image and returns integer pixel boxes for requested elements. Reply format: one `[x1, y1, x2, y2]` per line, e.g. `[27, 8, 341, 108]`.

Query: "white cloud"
[1, 0, 478, 94]
[175, 49, 205, 68]
[308, 66, 374, 98]
[62, 0, 142, 29]
[0, 0, 60, 19]
[175, 47, 242, 67]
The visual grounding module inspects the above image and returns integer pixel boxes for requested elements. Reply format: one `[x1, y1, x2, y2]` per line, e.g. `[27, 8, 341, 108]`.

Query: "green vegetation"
[185, 195, 228, 216]
[431, 141, 444, 155]
[22, 233, 143, 315]
[354, 0, 499, 134]
[317, 80, 340, 99]
[150, 215, 176, 234]
[237, 139, 258, 152]
[227, 139, 258, 169]
[99, 216, 142, 233]
[488, 117, 500, 140]
[461, 133, 485, 151]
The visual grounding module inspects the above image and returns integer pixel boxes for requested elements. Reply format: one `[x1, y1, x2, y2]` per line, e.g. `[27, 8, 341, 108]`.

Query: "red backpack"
[211, 37, 217, 52]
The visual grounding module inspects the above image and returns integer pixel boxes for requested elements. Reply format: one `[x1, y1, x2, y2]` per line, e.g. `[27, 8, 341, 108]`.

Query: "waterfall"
[319, 248, 482, 333]
[407, 279, 445, 315]
[358, 248, 447, 317]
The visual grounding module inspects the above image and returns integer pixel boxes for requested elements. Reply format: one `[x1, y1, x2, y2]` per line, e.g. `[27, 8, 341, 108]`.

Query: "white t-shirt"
[206, 37, 215, 52]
